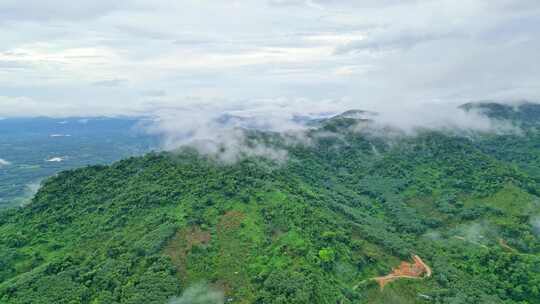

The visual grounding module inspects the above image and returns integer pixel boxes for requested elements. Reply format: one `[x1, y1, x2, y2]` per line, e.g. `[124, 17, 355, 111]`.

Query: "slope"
[1, 106, 540, 304]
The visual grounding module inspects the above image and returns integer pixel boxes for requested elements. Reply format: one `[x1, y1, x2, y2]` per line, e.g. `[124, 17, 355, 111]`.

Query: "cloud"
[532, 216, 540, 236]
[268, 0, 306, 7]
[168, 283, 224, 304]
[46, 157, 65, 163]
[335, 29, 459, 53]
[0, 158, 11, 167]
[92, 78, 128, 87]
[141, 90, 167, 97]
[0, 0, 137, 22]
[268, 0, 404, 9]
[268, 0, 324, 9]
[0, 0, 539, 119]
[362, 102, 522, 135]
[0, 60, 30, 69]
[139, 97, 528, 163]
[0, 95, 90, 117]
[142, 104, 299, 164]
[139, 97, 345, 162]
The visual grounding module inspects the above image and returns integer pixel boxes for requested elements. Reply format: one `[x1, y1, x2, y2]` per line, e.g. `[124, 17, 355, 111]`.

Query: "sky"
[0, 0, 539, 117]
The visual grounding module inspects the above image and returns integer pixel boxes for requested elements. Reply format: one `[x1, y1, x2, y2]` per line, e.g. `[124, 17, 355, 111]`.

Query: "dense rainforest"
[1, 102, 540, 304]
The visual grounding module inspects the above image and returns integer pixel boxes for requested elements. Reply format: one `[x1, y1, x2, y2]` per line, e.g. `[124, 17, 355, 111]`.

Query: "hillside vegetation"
[1, 103, 540, 304]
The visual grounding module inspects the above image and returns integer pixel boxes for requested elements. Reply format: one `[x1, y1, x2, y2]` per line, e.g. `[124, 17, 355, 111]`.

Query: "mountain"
[334, 109, 378, 120]
[1, 104, 540, 304]
[0, 117, 158, 208]
[461, 102, 540, 179]
[460, 101, 540, 126]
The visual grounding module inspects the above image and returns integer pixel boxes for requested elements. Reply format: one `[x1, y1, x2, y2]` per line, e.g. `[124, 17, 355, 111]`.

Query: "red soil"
[374, 255, 432, 290]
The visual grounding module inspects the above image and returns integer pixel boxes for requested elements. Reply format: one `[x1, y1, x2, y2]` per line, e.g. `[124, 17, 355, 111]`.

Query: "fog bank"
[142, 100, 528, 161]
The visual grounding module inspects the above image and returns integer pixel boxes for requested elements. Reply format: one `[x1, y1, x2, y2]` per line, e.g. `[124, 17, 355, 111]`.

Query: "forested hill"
[1, 103, 540, 304]
[461, 101, 540, 126]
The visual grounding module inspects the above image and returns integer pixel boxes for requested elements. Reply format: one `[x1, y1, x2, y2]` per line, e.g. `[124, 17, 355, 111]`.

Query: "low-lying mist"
[0, 158, 11, 167]
[532, 216, 540, 237]
[141, 100, 532, 162]
[370, 103, 521, 135]
[141, 107, 294, 164]
[168, 283, 224, 304]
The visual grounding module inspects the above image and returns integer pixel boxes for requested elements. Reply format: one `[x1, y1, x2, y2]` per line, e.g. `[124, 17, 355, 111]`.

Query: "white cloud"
[142, 101, 313, 163]
[168, 283, 224, 304]
[92, 78, 128, 87]
[0, 0, 138, 22]
[366, 102, 522, 135]
[46, 157, 65, 162]
[532, 216, 540, 236]
[0, 0, 538, 118]
[0, 158, 11, 167]
[138, 96, 528, 163]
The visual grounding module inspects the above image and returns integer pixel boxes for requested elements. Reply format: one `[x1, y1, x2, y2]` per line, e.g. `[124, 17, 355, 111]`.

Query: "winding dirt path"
[354, 255, 432, 291]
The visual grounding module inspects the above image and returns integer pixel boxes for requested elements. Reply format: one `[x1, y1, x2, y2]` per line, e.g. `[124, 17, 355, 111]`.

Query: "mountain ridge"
[1, 102, 540, 303]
